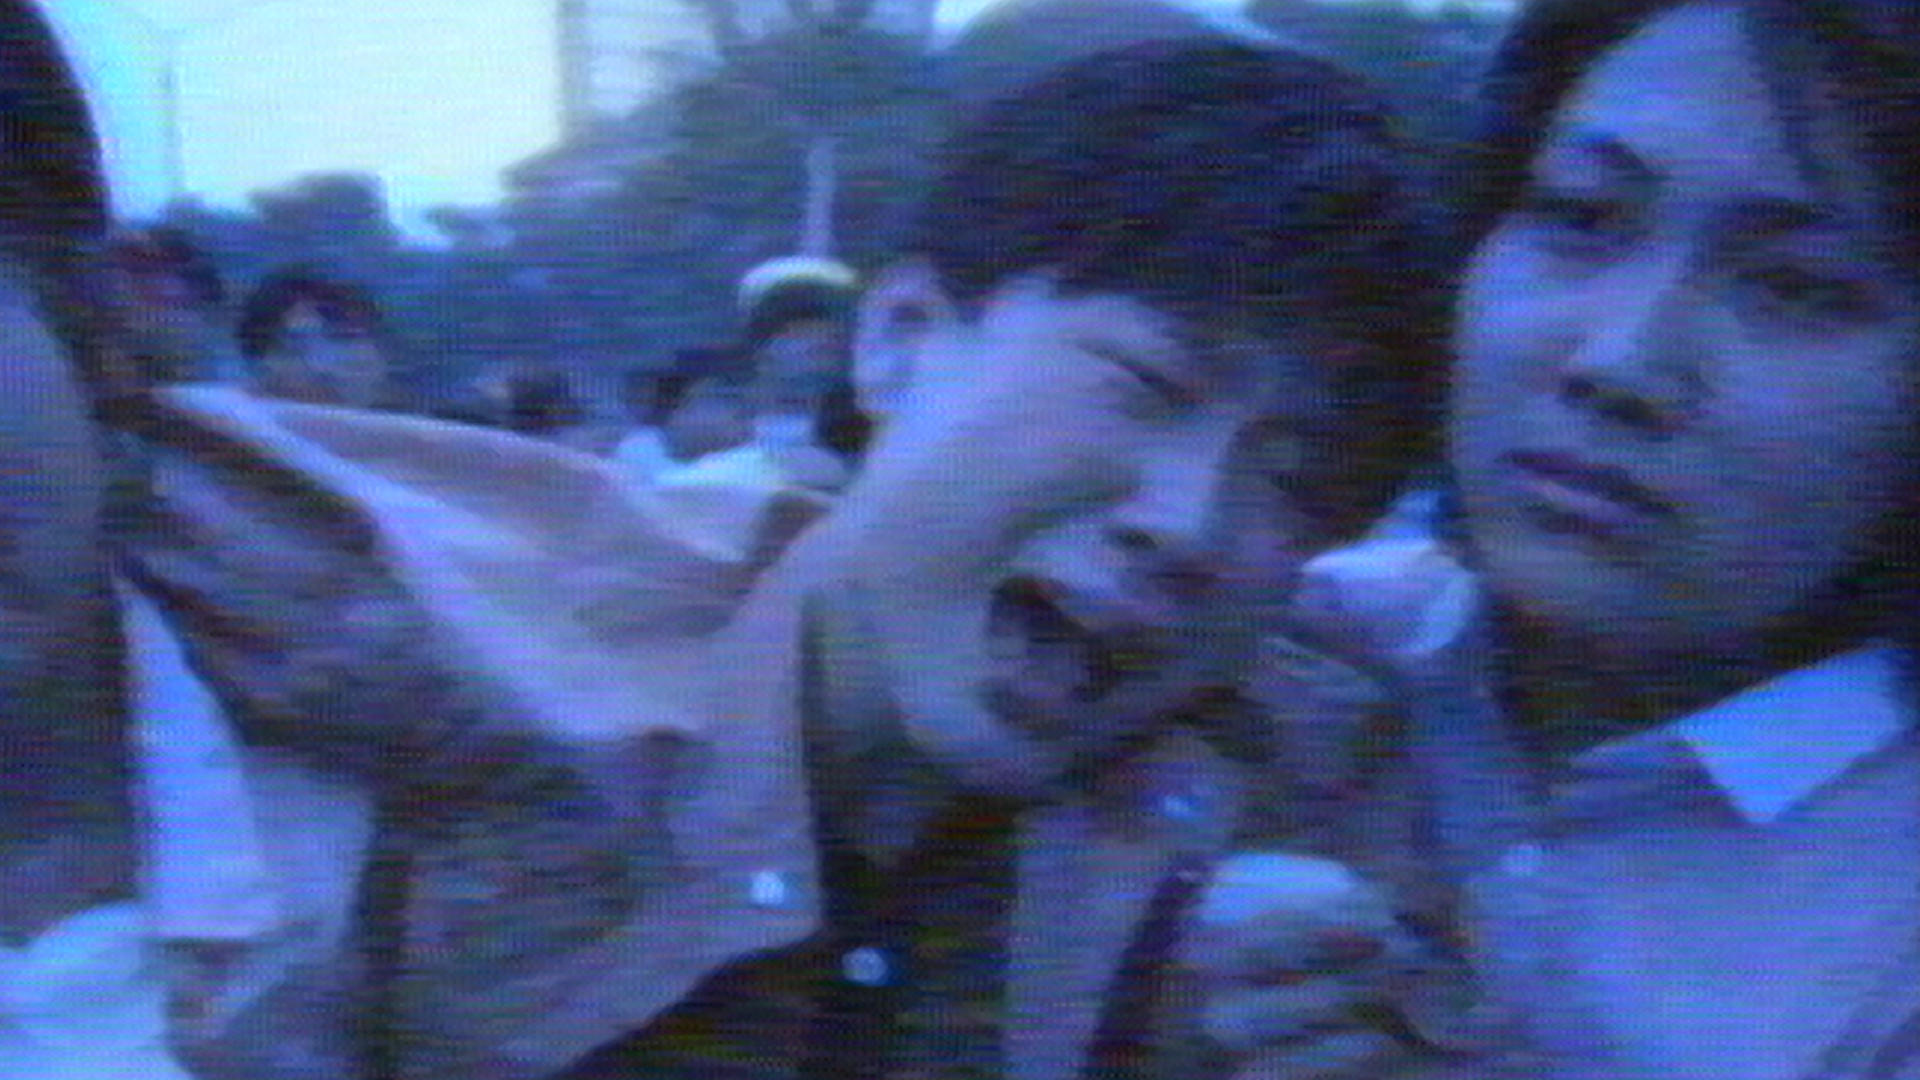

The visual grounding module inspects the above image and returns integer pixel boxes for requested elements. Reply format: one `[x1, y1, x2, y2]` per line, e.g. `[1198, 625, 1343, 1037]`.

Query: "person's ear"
[852, 257, 957, 422]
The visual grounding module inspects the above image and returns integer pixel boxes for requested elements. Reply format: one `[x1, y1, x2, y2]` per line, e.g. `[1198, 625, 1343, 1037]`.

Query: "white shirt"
[0, 582, 373, 1079]
[1441, 645, 1920, 1080]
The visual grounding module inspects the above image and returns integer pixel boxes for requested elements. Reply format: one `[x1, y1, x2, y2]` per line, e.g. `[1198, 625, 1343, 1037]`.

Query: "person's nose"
[1108, 436, 1232, 603]
[1556, 253, 1707, 438]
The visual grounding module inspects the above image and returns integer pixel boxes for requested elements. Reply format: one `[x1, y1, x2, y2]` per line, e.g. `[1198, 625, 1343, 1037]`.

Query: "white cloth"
[609, 427, 677, 486]
[121, 579, 280, 942]
[658, 442, 790, 492]
[0, 582, 276, 1077]
[0, 581, 376, 1078]
[0, 903, 193, 1080]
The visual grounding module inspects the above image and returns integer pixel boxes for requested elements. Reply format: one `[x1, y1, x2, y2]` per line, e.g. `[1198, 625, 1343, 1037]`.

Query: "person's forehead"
[1543, 3, 1900, 259]
[1548, 3, 1855, 198]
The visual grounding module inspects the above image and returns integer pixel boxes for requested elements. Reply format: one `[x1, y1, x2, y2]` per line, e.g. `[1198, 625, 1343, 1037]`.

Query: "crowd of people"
[102, 206, 874, 488]
[1, 0, 1916, 1077]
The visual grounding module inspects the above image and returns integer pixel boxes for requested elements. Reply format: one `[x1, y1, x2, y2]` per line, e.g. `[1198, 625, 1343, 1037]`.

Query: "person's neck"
[1497, 612, 1779, 763]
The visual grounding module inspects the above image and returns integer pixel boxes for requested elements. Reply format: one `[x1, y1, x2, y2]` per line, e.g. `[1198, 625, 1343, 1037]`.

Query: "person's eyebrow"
[1550, 131, 1849, 233]
[1719, 197, 1849, 240]
[1551, 129, 1663, 189]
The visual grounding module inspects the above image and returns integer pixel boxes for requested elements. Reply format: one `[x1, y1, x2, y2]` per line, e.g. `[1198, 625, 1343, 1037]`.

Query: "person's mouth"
[1506, 449, 1672, 537]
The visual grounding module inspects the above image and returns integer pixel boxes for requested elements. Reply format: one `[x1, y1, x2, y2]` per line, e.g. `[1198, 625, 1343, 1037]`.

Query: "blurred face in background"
[256, 301, 389, 408]
[106, 243, 223, 385]
[1450, 0, 1920, 668]
[752, 318, 849, 434]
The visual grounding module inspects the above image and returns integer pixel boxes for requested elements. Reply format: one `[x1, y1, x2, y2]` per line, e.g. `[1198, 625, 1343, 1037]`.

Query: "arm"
[1178, 539, 1522, 1080]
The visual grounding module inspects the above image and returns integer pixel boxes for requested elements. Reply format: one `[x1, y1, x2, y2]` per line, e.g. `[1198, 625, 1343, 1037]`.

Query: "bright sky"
[45, 0, 1482, 242]
[48, 0, 563, 239]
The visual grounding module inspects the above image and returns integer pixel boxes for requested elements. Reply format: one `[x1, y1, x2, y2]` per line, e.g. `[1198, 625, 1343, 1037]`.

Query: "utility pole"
[118, 1, 285, 201]
[557, 0, 594, 136]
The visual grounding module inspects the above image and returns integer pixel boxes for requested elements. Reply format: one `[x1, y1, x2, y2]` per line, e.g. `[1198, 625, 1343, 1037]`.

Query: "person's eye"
[1514, 188, 1636, 258]
[1737, 264, 1876, 324]
[1082, 341, 1196, 408]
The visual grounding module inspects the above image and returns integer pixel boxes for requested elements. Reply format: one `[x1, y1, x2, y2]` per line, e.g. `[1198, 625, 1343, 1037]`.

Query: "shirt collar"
[1575, 643, 1912, 826]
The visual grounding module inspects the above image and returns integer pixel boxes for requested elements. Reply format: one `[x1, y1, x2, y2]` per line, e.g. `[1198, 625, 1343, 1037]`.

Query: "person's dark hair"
[619, 363, 660, 420]
[743, 280, 856, 354]
[503, 367, 586, 436]
[915, 39, 1445, 530]
[641, 348, 727, 426]
[108, 226, 225, 309]
[0, 0, 134, 780]
[0, 0, 113, 401]
[652, 346, 751, 424]
[651, 372, 695, 428]
[1458, 0, 1920, 660]
[236, 266, 386, 360]
[1465, 0, 1920, 253]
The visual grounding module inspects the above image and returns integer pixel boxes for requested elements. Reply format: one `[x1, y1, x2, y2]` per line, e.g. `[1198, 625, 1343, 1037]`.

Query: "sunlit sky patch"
[44, 0, 1497, 241]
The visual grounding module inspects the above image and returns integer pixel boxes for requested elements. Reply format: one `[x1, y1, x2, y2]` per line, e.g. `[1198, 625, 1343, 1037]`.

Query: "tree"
[493, 0, 944, 374]
[677, 0, 940, 256]
[1248, 0, 1508, 155]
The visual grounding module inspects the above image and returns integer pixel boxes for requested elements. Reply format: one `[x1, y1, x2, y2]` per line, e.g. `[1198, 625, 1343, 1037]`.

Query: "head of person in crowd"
[0, 0, 135, 838]
[237, 266, 394, 409]
[618, 363, 666, 429]
[737, 256, 861, 450]
[799, 26, 1441, 799]
[502, 364, 587, 439]
[104, 226, 234, 386]
[659, 347, 756, 462]
[1446, 0, 1920, 745]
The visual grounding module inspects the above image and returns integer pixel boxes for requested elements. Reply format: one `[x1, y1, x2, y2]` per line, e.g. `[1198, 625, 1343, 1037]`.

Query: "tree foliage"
[1249, 0, 1507, 154]
[149, 0, 1504, 408]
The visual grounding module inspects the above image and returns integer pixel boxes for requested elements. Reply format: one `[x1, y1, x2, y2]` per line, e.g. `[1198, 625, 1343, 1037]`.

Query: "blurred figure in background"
[611, 346, 756, 480]
[730, 256, 864, 493]
[105, 226, 241, 386]
[500, 363, 613, 454]
[661, 363, 756, 465]
[613, 352, 713, 476]
[237, 267, 395, 409]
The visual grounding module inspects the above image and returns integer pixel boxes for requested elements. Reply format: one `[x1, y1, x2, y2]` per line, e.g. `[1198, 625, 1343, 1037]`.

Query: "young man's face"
[825, 269, 1345, 797]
